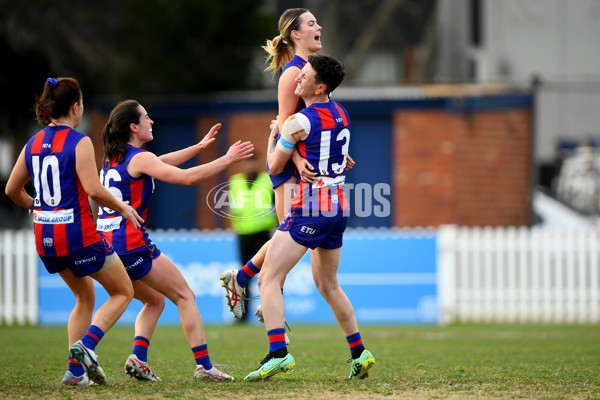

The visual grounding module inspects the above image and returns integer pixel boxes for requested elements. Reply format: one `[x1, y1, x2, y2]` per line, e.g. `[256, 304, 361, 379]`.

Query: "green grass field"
[0, 324, 598, 399]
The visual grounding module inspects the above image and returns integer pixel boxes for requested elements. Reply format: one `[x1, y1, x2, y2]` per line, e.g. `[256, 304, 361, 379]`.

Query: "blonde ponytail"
[262, 8, 309, 78]
[262, 34, 294, 77]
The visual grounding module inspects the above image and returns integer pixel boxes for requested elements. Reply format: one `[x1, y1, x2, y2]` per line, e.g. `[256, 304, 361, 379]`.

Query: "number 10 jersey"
[25, 126, 103, 257]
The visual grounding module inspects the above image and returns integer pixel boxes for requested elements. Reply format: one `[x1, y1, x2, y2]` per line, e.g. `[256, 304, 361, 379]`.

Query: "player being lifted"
[243, 55, 375, 381]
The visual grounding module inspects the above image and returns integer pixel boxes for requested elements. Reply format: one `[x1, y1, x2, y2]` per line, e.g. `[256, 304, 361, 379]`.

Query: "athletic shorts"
[118, 244, 161, 280]
[41, 239, 119, 278]
[278, 207, 348, 250]
[268, 159, 297, 188]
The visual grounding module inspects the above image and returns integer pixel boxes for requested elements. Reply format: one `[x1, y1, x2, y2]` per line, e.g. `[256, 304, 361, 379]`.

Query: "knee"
[172, 286, 195, 305]
[314, 276, 338, 299]
[257, 273, 265, 290]
[147, 294, 166, 312]
[73, 292, 95, 310]
[119, 281, 135, 303]
[257, 270, 274, 291]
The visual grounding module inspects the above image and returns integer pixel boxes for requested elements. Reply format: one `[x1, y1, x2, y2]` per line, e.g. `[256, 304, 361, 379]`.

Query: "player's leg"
[311, 247, 375, 379]
[274, 178, 296, 223]
[58, 269, 95, 385]
[69, 256, 134, 384]
[221, 177, 295, 319]
[140, 254, 233, 381]
[89, 257, 134, 330]
[311, 247, 358, 334]
[125, 280, 165, 382]
[220, 239, 268, 318]
[244, 230, 305, 381]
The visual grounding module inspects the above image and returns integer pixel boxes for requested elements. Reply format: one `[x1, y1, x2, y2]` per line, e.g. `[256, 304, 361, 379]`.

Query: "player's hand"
[345, 154, 355, 171]
[298, 159, 317, 183]
[268, 119, 279, 142]
[197, 123, 221, 151]
[269, 117, 279, 134]
[120, 201, 144, 228]
[226, 140, 254, 165]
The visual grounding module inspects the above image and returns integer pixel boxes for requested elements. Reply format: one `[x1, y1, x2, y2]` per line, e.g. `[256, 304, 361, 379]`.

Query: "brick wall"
[393, 107, 532, 227]
[195, 111, 274, 229]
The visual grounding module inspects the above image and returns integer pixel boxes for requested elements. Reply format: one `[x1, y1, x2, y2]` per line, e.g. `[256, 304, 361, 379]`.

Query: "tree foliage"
[0, 0, 274, 132]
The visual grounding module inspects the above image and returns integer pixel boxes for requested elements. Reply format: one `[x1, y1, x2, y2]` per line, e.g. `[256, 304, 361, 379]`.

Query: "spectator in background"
[226, 155, 278, 321]
[99, 99, 253, 382]
[5, 77, 141, 386]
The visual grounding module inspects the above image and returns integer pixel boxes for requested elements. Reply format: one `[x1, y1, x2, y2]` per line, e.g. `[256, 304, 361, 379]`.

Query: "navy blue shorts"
[119, 244, 161, 280]
[268, 159, 297, 188]
[41, 239, 116, 278]
[278, 208, 348, 250]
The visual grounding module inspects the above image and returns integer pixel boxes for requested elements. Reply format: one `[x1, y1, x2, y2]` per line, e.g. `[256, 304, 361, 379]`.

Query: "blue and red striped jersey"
[24, 126, 103, 257]
[291, 101, 351, 211]
[96, 145, 155, 253]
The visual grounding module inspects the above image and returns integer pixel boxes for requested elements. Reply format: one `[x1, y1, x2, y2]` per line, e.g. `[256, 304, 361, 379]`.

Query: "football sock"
[346, 332, 366, 359]
[132, 336, 150, 362]
[68, 353, 85, 376]
[192, 344, 213, 370]
[268, 328, 287, 353]
[81, 325, 104, 351]
[236, 260, 260, 288]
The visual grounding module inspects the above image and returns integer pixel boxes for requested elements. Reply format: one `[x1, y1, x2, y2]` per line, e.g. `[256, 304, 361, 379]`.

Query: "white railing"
[2, 227, 600, 325]
[438, 225, 600, 324]
[0, 230, 38, 325]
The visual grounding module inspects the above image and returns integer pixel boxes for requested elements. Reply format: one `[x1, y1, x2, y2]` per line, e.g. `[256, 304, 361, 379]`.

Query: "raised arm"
[5, 146, 33, 210]
[75, 137, 144, 228]
[129, 140, 254, 186]
[158, 123, 221, 166]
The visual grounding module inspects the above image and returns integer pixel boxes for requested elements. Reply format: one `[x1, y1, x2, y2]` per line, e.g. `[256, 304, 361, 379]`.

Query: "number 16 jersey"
[97, 145, 155, 254]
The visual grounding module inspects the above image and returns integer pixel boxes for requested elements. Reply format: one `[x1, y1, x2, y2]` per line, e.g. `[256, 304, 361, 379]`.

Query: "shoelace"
[226, 278, 246, 314]
[347, 358, 362, 376]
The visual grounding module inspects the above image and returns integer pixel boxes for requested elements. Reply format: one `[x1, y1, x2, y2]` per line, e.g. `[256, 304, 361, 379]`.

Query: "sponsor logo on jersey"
[33, 209, 74, 224]
[96, 216, 123, 232]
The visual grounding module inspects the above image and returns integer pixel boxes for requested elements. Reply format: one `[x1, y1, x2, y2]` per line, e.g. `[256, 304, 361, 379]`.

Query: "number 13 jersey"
[291, 101, 351, 212]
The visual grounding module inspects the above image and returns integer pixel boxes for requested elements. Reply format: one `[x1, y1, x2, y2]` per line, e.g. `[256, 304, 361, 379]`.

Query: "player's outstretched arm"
[130, 140, 254, 187]
[159, 123, 221, 166]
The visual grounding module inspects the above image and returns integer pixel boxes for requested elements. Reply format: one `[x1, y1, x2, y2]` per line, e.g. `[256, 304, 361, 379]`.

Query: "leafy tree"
[0, 0, 274, 132]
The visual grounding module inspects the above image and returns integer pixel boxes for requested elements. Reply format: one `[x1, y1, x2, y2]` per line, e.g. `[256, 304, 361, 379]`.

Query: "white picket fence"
[0, 230, 38, 325]
[438, 225, 600, 324]
[1, 227, 600, 325]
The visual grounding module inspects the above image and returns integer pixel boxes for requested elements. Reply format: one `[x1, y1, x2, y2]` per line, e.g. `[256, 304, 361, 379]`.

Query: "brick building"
[88, 84, 533, 229]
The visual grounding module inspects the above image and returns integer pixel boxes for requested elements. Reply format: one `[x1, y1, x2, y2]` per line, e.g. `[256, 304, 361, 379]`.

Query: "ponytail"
[262, 8, 308, 78]
[262, 34, 294, 77]
[35, 77, 81, 126]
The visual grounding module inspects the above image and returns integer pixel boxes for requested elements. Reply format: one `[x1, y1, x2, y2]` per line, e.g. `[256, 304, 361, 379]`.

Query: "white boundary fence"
[2, 227, 600, 325]
[438, 225, 600, 324]
[0, 230, 38, 325]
